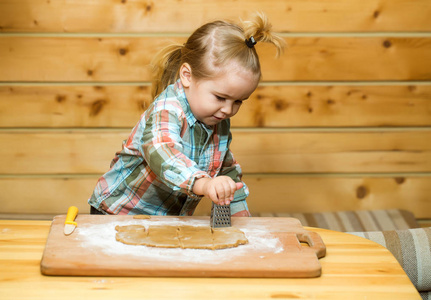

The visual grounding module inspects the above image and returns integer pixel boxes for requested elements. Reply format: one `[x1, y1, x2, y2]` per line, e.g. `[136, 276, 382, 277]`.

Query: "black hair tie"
[245, 36, 257, 48]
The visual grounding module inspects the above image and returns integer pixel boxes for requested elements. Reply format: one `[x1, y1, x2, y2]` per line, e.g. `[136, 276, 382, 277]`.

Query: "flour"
[75, 218, 283, 264]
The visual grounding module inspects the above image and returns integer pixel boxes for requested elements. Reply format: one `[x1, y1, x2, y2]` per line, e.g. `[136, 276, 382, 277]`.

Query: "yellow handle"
[65, 206, 79, 226]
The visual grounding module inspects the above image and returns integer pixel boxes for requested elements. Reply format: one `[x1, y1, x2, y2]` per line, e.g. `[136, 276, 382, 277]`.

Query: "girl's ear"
[179, 63, 192, 88]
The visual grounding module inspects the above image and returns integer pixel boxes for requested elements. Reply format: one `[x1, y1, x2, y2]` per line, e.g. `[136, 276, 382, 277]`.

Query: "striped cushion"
[349, 227, 431, 294]
[255, 209, 428, 297]
[256, 209, 420, 232]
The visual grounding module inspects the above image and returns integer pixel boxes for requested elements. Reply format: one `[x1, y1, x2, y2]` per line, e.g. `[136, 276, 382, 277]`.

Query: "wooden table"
[0, 220, 421, 300]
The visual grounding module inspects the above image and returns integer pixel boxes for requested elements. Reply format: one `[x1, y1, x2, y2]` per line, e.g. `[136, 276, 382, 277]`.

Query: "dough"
[115, 225, 248, 250]
[178, 226, 214, 249]
[212, 227, 248, 250]
[114, 225, 148, 245]
[144, 225, 181, 248]
[133, 215, 151, 219]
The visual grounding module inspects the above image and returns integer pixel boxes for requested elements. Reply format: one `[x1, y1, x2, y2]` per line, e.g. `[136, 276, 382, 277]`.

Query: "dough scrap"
[115, 225, 248, 250]
[115, 224, 147, 232]
[133, 215, 151, 219]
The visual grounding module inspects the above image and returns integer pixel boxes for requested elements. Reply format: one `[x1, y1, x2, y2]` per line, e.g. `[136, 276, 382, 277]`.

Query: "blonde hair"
[150, 12, 285, 99]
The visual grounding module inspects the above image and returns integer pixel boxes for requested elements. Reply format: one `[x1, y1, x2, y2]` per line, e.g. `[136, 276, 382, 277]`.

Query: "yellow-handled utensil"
[64, 206, 79, 236]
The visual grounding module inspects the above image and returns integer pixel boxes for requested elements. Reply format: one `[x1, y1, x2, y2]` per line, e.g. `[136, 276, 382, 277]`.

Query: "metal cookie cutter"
[210, 203, 231, 228]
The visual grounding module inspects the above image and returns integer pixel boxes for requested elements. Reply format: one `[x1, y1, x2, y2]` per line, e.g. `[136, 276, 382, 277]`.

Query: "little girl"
[88, 12, 284, 216]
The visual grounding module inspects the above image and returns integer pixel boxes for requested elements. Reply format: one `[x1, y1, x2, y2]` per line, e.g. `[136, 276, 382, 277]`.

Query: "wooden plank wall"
[0, 0, 430, 222]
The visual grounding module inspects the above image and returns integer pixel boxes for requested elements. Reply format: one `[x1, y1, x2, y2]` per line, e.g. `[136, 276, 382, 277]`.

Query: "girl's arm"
[141, 109, 211, 196]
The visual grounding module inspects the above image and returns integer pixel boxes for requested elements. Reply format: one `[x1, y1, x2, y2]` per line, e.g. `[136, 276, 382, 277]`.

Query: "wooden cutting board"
[40, 215, 326, 278]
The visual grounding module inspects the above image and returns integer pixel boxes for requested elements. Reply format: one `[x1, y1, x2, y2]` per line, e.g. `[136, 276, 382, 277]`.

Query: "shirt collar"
[174, 79, 199, 128]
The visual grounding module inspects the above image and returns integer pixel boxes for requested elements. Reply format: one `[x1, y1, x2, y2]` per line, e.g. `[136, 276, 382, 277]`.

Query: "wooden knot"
[394, 177, 405, 185]
[356, 186, 368, 199]
[90, 99, 107, 116]
[56, 95, 66, 103]
[119, 48, 128, 56]
[273, 99, 288, 111]
[383, 40, 392, 48]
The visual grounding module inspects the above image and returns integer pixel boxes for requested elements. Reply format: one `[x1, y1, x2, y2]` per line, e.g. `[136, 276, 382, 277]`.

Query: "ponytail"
[150, 44, 183, 99]
[242, 12, 285, 58]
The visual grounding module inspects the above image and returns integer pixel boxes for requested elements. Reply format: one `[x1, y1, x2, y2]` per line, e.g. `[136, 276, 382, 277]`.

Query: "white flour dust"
[75, 218, 283, 264]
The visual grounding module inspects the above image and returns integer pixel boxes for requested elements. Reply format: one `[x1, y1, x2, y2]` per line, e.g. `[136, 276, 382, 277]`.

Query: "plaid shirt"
[88, 80, 249, 216]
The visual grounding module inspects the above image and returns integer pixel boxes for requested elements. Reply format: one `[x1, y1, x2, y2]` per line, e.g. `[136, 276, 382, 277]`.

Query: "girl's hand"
[193, 176, 243, 205]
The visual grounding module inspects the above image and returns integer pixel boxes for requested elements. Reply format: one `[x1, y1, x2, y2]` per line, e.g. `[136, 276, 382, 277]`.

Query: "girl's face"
[180, 62, 259, 126]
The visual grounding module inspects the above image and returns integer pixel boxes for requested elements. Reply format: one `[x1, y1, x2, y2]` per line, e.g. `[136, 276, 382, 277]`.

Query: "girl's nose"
[220, 103, 233, 115]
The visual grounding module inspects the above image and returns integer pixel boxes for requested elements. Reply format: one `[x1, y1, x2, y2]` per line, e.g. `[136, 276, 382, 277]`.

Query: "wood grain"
[0, 0, 430, 222]
[1, 130, 430, 174]
[40, 216, 326, 277]
[1, 175, 430, 218]
[2, 36, 431, 81]
[0, 220, 421, 300]
[0, 85, 151, 128]
[0, 0, 430, 32]
[232, 130, 431, 173]
[197, 175, 431, 219]
[1, 84, 430, 128]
